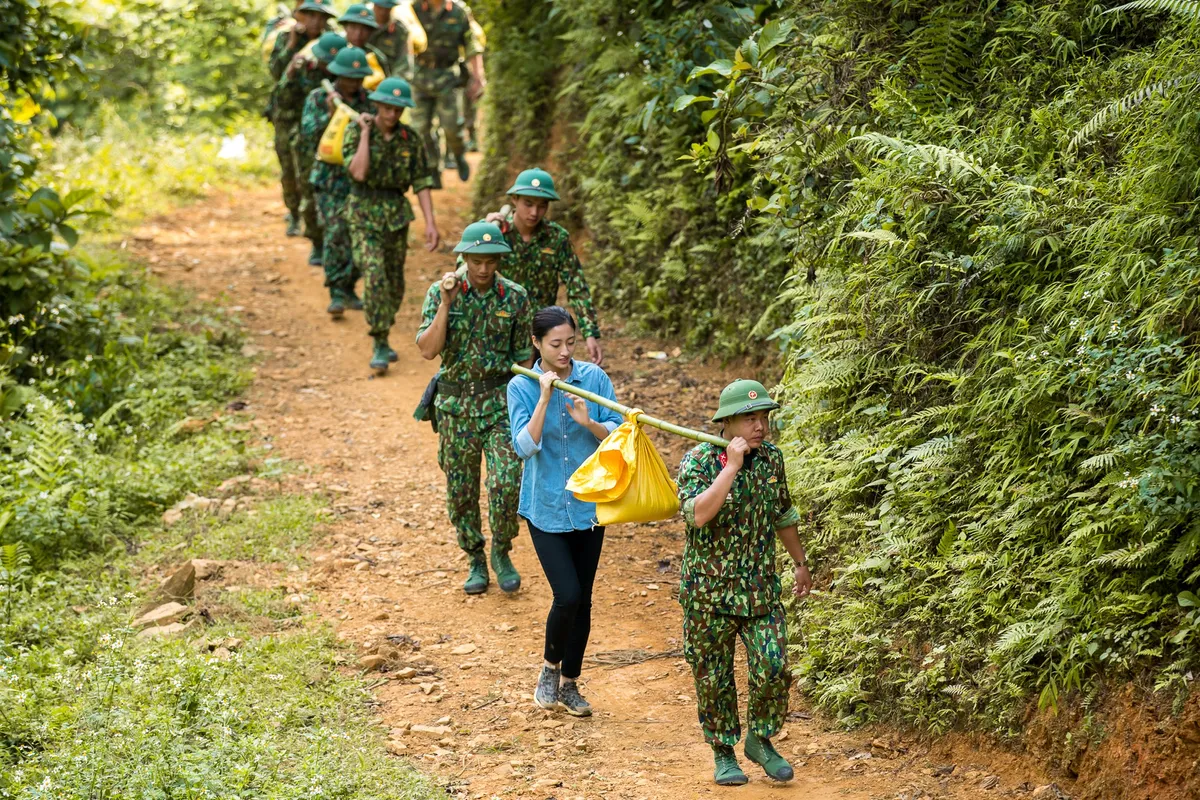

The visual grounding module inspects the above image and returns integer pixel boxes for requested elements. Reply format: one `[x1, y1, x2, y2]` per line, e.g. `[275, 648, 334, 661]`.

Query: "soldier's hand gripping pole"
[511, 364, 729, 447]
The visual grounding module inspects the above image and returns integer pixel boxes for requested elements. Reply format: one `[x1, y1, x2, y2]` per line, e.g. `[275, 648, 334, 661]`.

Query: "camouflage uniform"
[494, 216, 601, 339]
[267, 30, 315, 223]
[676, 441, 802, 747]
[301, 85, 373, 298]
[341, 119, 434, 341]
[275, 52, 330, 250]
[368, 18, 410, 78]
[417, 274, 532, 558]
[410, 0, 479, 182]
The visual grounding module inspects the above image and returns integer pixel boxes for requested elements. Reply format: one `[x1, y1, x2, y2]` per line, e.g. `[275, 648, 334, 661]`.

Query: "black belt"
[351, 186, 406, 199]
[437, 375, 508, 397]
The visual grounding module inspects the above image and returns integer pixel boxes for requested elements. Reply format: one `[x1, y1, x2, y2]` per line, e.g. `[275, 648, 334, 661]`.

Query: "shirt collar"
[460, 275, 505, 298]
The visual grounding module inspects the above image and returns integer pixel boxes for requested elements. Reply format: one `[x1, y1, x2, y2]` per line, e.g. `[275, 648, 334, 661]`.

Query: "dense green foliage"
[479, 0, 1200, 735]
[474, 1, 792, 353]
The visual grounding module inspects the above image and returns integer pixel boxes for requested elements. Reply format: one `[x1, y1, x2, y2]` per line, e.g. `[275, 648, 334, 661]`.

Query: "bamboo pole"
[511, 364, 730, 448]
[320, 80, 363, 121]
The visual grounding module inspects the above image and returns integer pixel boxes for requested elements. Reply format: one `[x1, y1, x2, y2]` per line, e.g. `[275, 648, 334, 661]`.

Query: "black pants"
[527, 520, 605, 679]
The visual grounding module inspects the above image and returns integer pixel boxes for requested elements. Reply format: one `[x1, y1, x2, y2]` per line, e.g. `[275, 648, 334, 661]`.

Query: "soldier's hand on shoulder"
[358, 113, 374, 131]
[725, 437, 750, 471]
[439, 272, 459, 305]
[326, 91, 341, 112]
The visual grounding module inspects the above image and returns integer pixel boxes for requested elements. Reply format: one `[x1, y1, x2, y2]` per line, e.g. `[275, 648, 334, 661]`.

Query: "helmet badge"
[747, 390, 758, 399]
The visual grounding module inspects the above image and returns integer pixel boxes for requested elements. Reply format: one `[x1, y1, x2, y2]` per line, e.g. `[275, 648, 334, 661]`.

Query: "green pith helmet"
[328, 45, 373, 77]
[368, 76, 414, 107]
[312, 32, 347, 64]
[372, 0, 398, 6]
[454, 221, 512, 254]
[505, 168, 560, 201]
[711, 379, 780, 422]
[297, 0, 336, 16]
[339, 3, 380, 28]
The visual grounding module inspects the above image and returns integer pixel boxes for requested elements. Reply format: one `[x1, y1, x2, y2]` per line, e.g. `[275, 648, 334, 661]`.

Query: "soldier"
[410, 0, 485, 188]
[483, 168, 603, 365]
[276, 21, 342, 266]
[266, 0, 335, 238]
[368, 1, 411, 79]
[416, 222, 533, 596]
[300, 47, 374, 318]
[342, 76, 440, 372]
[338, 4, 389, 75]
[676, 380, 813, 786]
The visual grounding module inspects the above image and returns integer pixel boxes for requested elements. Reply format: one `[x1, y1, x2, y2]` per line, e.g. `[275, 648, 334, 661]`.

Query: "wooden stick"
[510, 364, 729, 447]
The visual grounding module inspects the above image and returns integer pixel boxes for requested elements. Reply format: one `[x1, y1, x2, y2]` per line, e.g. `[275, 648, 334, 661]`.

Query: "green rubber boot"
[491, 547, 520, 594]
[386, 346, 398, 363]
[713, 744, 748, 786]
[744, 734, 793, 782]
[345, 290, 363, 311]
[443, 153, 457, 171]
[456, 156, 470, 183]
[327, 291, 346, 319]
[285, 213, 300, 237]
[308, 244, 323, 266]
[369, 340, 390, 374]
[463, 552, 489, 595]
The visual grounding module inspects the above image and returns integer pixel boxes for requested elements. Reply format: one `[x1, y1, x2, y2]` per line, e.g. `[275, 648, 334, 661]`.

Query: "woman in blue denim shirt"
[507, 306, 624, 717]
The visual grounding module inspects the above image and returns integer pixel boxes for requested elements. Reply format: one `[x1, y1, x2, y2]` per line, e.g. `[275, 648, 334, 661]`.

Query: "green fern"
[1069, 73, 1200, 151]
[1104, 0, 1200, 18]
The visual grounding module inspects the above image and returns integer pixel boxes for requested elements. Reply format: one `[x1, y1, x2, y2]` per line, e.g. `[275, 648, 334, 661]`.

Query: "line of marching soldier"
[258, 3, 814, 787]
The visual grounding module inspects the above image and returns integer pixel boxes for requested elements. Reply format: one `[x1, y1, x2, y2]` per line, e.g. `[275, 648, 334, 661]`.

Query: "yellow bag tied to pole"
[261, 17, 296, 63]
[316, 102, 356, 165]
[396, 2, 427, 55]
[566, 412, 679, 525]
[363, 51, 385, 91]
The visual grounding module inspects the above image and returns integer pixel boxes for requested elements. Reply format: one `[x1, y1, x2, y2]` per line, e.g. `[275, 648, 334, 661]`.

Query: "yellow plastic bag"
[316, 102, 356, 165]
[261, 18, 295, 63]
[567, 416, 679, 525]
[363, 51, 385, 91]
[397, 2, 427, 55]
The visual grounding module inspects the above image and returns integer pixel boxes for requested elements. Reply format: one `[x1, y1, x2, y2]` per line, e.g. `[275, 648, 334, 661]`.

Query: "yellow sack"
[317, 102, 356, 165]
[261, 18, 296, 63]
[397, 2, 427, 55]
[566, 416, 679, 525]
[363, 51, 385, 91]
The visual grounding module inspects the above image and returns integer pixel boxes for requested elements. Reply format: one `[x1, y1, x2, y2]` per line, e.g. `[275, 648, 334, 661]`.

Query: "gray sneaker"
[534, 665, 560, 710]
[559, 680, 592, 717]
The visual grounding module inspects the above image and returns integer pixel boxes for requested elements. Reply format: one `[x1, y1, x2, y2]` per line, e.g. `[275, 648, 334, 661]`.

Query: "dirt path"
[133, 163, 1069, 800]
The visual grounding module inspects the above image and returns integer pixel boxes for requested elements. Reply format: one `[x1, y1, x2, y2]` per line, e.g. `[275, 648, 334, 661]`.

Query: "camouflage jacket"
[369, 20, 411, 78]
[341, 120, 435, 232]
[493, 216, 601, 339]
[411, 0, 479, 94]
[677, 441, 801, 616]
[301, 85, 372, 194]
[274, 56, 328, 129]
[417, 273, 533, 417]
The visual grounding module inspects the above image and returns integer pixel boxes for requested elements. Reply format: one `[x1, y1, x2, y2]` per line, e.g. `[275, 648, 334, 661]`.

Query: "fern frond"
[1079, 452, 1118, 474]
[1104, 0, 1200, 19]
[1069, 72, 1200, 151]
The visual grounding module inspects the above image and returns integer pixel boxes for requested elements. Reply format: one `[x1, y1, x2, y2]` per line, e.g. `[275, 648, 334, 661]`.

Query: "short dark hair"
[531, 306, 576, 341]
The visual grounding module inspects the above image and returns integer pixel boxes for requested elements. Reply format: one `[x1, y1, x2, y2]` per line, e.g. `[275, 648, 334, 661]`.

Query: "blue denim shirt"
[507, 359, 624, 532]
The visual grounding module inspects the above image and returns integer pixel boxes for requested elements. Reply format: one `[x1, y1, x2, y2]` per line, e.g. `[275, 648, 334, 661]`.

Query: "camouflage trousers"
[348, 224, 407, 339]
[459, 87, 477, 139]
[682, 603, 791, 747]
[435, 409, 520, 557]
[288, 132, 322, 248]
[316, 189, 358, 297]
[272, 122, 301, 219]
[411, 87, 463, 182]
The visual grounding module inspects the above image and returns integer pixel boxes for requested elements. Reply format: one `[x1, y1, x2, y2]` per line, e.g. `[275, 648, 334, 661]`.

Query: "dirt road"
[134, 162, 1068, 800]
